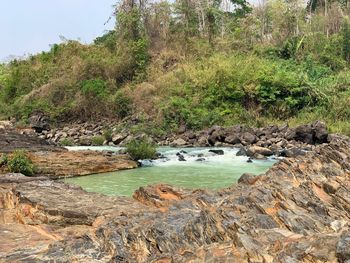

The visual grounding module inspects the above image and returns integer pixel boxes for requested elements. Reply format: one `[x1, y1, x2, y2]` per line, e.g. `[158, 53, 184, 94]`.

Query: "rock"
[323, 181, 341, 194]
[197, 135, 208, 146]
[337, 234, 350, 262]
[208, 131, 222, 146]
[280, 148, 306, 158]
[246, 146, 273, 157]
[196, 158, 206, 162]
[224, 135, 241, 145]
[0, 129, 57, 152]
[236, 147, 247, 156]
[312, 121, 328, 143]
[209, 149, 224, 155]
[241, 132, 257, 145]
[29, 113, 50, 133]
[247, 157, 253, 163]
[0, 130, 138, 178]
[171, 138, 187, 147]
[253, 153, 267, 160]
[1, 135, 350, 262]
[112, 134, 127, 145]
[178, 155, 186, 161]
[238, 173, 259, 185]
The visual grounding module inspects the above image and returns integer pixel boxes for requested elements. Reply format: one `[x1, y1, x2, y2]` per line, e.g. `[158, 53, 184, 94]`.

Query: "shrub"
[59, 138, 74, 146]
[80, 78, 107, 98]
[0, 154, 8, 167]
[126, 139, 157, 161]
[114, 90, 132, 119]
[7, 150, 35, 176]
[103, 129, 113, 142]
[91, 135, 105, 146]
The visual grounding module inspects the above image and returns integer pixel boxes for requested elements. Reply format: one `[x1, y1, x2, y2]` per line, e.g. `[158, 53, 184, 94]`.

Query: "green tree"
[342, 18, 350, 62]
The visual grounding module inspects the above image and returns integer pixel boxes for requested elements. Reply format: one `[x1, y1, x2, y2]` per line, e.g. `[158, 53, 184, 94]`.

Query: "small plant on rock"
[103, 128, 113, 142]
[126, 139, 157, 161]
[0, 154, 8, 167]
[7, 150, 36, 176]
[91, 135, 105, 146]
[59, 138, 74, 146]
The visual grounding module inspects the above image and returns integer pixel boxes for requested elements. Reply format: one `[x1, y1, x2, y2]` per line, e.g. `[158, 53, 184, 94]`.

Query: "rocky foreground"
[0, 134, 349, 262]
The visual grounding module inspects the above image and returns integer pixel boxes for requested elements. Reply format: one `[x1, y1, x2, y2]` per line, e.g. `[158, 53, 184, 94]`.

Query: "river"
[64, 146, 276, 196]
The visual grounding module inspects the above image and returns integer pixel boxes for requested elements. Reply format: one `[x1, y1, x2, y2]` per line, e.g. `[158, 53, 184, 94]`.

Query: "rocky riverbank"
[0, 127, 138, 178]
[1, 134, 349, 262]
[27, 116, 329, 159]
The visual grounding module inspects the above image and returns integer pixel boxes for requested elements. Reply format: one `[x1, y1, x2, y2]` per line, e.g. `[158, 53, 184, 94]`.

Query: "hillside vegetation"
[0, 0, 349, 135]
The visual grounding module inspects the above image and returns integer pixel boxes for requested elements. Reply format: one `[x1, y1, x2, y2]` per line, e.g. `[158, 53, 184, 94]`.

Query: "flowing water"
[64, 146, 277, 196]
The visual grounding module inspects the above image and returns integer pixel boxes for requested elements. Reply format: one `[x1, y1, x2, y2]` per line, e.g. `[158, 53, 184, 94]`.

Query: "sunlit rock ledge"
[0, 134, 349, 262]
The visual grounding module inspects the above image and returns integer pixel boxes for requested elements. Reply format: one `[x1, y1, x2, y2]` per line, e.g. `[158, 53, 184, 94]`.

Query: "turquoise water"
[64, 147, 276, 196]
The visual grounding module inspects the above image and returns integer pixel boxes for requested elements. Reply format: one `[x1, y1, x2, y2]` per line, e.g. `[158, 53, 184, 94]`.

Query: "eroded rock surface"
[0, 129, 138, 178]
[0, 135, 349, 262]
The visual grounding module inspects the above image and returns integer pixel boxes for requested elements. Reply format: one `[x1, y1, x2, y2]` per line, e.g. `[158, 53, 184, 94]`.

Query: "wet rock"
[247, 157, 253, 163]
[177, 154, 186, 161]
[247, 146, 273, 157]
[236, 147, 247, 156]
[253, 153, 267, 160]
[209, 149, 224, 155]
[196, 158, 206, 162]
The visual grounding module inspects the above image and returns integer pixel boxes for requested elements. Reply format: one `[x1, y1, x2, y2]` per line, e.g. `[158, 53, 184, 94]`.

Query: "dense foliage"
[0, 0, 349, 135]
[126, 139, 157, 161]
[2, 150, 36, 176]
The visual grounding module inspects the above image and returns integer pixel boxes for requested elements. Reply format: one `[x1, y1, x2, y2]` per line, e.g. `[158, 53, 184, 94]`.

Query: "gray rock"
[337, 234, 350, 262]
[224, 135, 241, 145]
[236, 147, 247, 156]
[209, 149, 224, 155]
[241, 132, 257, 145]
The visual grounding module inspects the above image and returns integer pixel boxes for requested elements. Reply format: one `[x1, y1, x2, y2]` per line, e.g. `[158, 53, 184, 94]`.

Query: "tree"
[342, 18, 350, 62]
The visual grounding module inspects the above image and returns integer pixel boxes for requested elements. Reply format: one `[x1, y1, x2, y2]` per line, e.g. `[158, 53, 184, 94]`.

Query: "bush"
[0, 154, 8, 167]
[126, 139, 157, 161]
[59, 138, 74, 146]
[80, 78, 107, 98]
[103, 129, 113, 142]
[7, 150, 35, 176]
[91, 135, 105, 146]
[114, 90, 132, 119]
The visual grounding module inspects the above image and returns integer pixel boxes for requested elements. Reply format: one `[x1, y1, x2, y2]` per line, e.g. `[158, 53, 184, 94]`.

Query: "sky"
[0, 0, 116, 61]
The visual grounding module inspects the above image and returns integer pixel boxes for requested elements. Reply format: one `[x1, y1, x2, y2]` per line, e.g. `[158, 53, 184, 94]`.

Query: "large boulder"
[312, 121, 328, 143]
[241, 132, 257, 145]
[112, 134, 127, 145]
[246, 146, 273, 157]
[29, 113, 50, 133]
[224, 135, 241, 145]
[171, 138, 187, 147]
